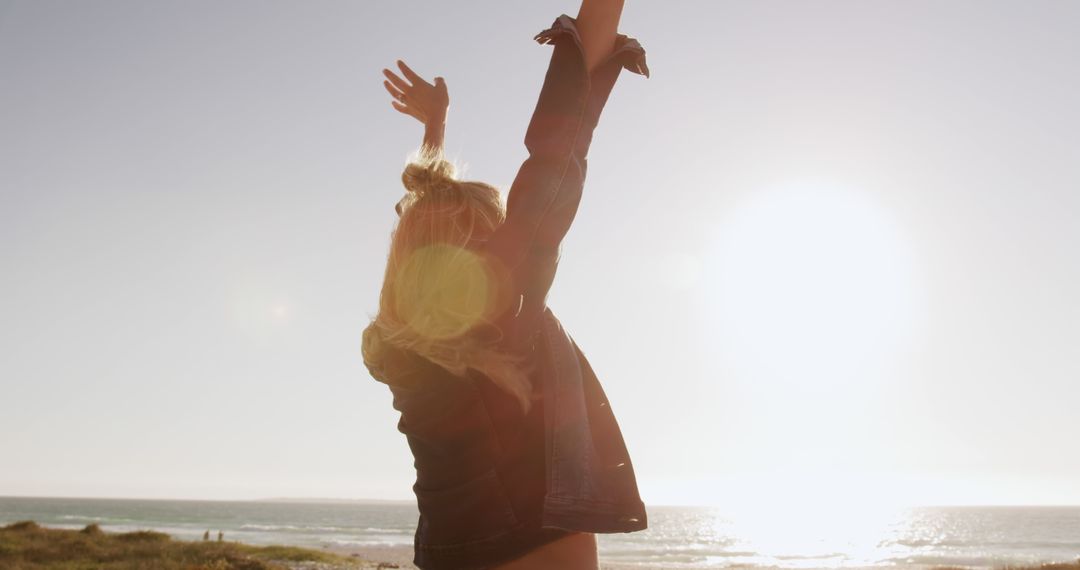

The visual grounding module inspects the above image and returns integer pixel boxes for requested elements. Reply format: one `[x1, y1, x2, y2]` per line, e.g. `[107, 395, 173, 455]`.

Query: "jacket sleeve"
[484, 14, 649, 351]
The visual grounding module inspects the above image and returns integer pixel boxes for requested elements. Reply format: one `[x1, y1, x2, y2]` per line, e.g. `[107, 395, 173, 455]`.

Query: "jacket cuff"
[533, 14, 651, 79]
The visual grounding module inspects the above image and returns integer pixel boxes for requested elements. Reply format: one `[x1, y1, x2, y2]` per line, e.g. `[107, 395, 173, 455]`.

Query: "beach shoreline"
[6, 496, 1080, 570]
[5, 519, 1080, 570]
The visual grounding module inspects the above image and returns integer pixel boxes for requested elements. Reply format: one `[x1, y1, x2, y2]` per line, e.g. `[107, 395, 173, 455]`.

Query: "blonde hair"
[362, 146, 535, 411]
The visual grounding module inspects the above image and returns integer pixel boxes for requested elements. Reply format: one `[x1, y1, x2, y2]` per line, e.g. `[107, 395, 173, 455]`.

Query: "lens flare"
[392, 244, 505, 340]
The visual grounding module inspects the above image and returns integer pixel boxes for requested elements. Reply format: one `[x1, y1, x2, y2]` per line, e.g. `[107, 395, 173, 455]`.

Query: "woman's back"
[372, 339, 583, 568]
[369, 305, 647, 568]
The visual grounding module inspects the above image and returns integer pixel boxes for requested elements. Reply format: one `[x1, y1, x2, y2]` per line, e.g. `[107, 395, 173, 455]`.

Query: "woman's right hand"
[382, 59, 449, 126]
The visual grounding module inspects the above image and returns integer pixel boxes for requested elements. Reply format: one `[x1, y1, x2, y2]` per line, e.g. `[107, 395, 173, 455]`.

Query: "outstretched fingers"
[382, 67, 411, 93]
[396, 59, 428, 86]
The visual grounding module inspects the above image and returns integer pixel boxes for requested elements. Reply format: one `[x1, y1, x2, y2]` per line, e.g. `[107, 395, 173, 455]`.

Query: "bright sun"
[696, 181, 927, 509]
[704, 181, 924, 389]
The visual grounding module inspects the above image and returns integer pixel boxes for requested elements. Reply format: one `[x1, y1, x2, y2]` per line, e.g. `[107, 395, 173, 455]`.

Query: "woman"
[363, 1, 650, 568]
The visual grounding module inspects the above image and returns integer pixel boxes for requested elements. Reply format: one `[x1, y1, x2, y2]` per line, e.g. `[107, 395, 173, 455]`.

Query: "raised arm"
[576, 0, 627, 75]
[486, 10, 649, 352]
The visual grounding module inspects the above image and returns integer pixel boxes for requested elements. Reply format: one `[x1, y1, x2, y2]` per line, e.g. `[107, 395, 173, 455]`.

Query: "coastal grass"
[0, 520, 369, 570]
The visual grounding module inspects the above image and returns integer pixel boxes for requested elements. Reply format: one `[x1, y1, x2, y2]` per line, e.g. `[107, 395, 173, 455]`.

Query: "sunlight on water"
[716, 503, 908, 567]
[597, 504, 1080, 568]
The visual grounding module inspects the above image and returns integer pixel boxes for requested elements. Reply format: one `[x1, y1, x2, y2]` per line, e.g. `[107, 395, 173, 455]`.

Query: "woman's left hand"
[382, 59, 449, 126]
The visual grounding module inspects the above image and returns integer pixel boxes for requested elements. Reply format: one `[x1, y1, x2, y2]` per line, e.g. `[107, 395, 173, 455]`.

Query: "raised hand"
[382, 59, 449, 126]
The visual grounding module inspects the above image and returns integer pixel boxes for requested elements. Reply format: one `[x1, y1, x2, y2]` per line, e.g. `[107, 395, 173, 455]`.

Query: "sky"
[1, 0, 1078, 509]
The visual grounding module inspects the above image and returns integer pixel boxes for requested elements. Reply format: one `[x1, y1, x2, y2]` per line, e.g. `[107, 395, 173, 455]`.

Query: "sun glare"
[702, 181, 925, 403]
[701, 470, 916, 567]
[706, 181, 924, 387]
[693, 181, 928, 507]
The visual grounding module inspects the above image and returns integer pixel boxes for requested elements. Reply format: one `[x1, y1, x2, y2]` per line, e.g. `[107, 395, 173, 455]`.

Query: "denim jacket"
[367, 14, 650, 569]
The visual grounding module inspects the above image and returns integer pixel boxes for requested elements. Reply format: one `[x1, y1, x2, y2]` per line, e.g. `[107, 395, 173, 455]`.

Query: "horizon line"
[3, 494, 1080, 509]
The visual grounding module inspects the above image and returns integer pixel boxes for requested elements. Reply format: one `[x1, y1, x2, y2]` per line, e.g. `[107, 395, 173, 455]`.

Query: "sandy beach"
[324, 544, 418, 569]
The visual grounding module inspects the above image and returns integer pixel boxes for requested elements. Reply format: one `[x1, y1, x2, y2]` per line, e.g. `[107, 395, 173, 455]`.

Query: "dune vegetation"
[0, 520, 373, 570]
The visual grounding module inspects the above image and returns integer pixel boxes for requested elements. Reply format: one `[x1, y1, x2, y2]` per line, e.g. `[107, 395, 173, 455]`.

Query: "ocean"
[2, 496, 1079, 569]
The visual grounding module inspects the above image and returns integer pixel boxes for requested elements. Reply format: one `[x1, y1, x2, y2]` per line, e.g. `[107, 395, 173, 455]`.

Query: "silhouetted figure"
[218, 530, 224, 542]
[203, 529, 209, 541]
[365, 1, 650, 568]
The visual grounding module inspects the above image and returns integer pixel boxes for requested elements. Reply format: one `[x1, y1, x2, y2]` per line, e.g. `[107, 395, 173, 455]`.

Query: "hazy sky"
[2, 0, 1078, 508]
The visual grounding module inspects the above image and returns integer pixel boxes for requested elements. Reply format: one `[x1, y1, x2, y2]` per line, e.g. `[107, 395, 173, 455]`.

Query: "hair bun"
[402, 154, 457, 195]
